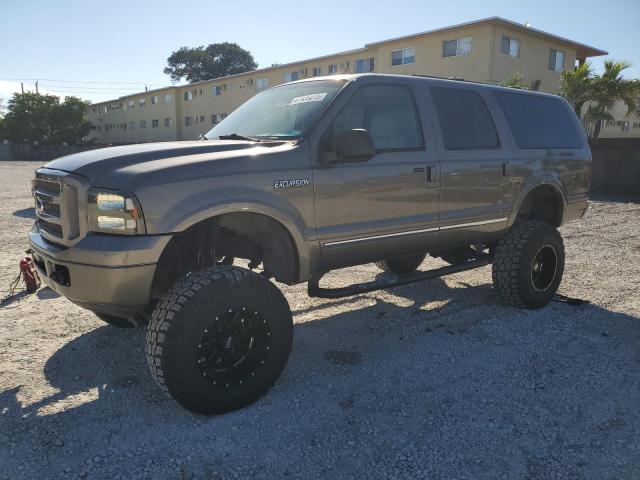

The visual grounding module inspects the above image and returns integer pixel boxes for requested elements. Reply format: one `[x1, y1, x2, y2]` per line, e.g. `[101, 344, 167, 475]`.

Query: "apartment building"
[87, 16, 616, 144]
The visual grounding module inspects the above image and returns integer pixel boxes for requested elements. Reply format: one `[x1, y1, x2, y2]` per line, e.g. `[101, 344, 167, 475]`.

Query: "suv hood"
[45, 140, 271, 184]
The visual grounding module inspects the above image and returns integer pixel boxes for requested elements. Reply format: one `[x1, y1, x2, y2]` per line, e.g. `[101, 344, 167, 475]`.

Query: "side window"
[494, 91, 583, 149]
[431, 87, 499, 150]
[330, 84, 423, 151]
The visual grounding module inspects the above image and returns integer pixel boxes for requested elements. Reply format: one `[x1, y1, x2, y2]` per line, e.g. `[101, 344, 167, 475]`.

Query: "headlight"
[87, 188, 146, 234]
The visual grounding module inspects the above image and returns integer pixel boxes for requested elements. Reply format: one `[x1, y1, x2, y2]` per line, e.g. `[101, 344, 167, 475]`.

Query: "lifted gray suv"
[29, 74, 591, 414]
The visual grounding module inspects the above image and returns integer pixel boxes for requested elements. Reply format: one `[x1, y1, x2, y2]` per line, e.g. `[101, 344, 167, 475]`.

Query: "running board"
[308, 255, 492, 299]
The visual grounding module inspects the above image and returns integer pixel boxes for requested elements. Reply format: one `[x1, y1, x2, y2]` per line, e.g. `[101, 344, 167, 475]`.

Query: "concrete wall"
[590, 139, 640, 196]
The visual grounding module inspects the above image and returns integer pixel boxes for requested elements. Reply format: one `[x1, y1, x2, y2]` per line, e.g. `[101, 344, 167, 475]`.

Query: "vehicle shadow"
[12, 207, 36, 219]
[2, 279, 640, 478]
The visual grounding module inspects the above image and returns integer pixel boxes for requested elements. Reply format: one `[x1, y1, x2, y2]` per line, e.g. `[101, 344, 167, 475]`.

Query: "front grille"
[37, 220, 63, 238]
[33, 170, 83, 246]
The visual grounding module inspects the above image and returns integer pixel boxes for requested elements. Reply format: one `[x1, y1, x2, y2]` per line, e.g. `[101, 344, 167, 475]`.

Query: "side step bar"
[308, 255, 492, 299]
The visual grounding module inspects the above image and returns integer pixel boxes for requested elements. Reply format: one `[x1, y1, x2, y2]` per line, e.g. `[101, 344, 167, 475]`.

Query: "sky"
[1, 0, 638, 105]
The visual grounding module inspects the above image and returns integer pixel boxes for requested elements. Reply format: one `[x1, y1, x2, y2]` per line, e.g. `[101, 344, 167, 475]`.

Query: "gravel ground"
[1, 160, 639, 479]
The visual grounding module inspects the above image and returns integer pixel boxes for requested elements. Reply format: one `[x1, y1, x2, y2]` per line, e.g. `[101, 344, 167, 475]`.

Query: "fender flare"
[166, 201, 312, 282]
[508, 177, 567, 227]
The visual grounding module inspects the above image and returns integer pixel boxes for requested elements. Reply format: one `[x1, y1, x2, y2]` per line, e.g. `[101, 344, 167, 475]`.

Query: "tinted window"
[331, 84, 423, 150]
[431, 88, 499, 150]
[494, 91, 583, 149]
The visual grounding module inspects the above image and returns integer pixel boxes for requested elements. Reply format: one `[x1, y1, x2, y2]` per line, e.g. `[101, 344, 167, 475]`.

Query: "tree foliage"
[164, 42, 258, 83]
[2, 92, 92, 144]
[560, 60, 639, 138]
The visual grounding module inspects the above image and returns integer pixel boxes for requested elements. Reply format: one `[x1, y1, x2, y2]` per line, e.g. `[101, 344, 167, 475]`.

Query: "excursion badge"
[274, 178, 311, 189]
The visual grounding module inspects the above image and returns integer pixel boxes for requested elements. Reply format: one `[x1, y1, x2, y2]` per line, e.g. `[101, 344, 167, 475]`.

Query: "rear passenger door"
[428, 86, 512, 234]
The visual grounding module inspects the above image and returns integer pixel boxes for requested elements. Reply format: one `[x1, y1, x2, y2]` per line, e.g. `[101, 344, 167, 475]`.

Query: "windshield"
[205, 79, 346, 140]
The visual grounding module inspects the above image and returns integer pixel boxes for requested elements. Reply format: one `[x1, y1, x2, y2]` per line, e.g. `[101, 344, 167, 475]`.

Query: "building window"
[164, 117, 172, 127]
[103, 106, 108, 114]
[211, 113, 227, 124]
[355, 58, 375, 73]
[312, 67, 322, 77]
[184, 91, 193, 101]
[443, 37, 473, 57]
[284, 71, 300, 82]
[151, 95, 159, 105]
[199, 115, 205, 123]
[256, 78, 269, 91]
[548, 49, 565, 72]
[212, 86, 223, 96]
[239, 79, 253, 89]
[164, 93, 172, 104]
[139, 98, 146, 107]
[618, 121, 630, 132]
[633, 122, 640, 129]
[501, 36, 520, 57]
[128, 121, 135, 130]
[185, 116, 192, 126]
[139, 120, 146, 128]
[328, 64, 338, 74]
[152, 119, 159, 128]
[391, 47, 416, 66]
[128, 100, 134, 109]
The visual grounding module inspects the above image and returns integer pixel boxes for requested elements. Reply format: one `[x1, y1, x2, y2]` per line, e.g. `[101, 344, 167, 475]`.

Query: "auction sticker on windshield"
[290, 93, 327, 105]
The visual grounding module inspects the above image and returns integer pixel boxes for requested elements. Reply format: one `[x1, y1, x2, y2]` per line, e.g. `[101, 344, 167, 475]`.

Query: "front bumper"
[29, 226, 171, 317]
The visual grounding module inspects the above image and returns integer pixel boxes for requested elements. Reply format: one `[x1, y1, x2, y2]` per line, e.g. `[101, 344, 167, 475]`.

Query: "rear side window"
[494, 91, 583, 149]
[431, 88, 499, 150]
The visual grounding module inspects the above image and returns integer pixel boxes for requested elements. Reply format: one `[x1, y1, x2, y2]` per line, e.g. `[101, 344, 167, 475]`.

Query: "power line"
[1, 77, 165, 86]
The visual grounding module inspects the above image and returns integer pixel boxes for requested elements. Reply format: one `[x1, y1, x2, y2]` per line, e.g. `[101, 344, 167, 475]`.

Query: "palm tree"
[589, 60, 638, 138]
[560, 62, 593, 116]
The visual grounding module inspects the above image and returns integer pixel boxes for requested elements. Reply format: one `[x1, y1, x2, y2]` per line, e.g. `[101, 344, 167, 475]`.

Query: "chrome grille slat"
[33, 168, 88, 247]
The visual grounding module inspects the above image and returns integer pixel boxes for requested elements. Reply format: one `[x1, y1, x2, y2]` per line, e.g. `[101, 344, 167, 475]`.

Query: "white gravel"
[1, 161, 639, 479]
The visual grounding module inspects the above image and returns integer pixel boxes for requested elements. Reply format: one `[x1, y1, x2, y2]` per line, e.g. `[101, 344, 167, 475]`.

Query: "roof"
[365, 16, 608, 58]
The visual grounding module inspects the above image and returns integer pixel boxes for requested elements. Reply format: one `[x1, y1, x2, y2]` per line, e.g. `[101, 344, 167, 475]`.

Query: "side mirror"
[336, 129, 376, 162]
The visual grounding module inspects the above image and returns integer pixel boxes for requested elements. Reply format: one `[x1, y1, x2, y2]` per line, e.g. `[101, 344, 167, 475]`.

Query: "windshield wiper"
[218, 133, 262, 142]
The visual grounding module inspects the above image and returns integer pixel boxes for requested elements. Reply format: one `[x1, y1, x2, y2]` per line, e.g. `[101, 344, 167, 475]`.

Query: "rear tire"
[146, 265, 293, 415]
[492, 221, 564, 309]
[376, 253, 426, 275]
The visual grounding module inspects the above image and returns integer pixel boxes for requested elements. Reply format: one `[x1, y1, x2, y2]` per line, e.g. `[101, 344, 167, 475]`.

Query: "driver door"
[312, 82, 440, 269]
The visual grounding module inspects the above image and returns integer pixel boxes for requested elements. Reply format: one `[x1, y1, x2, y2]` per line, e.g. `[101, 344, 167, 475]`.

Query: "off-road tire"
[94, 312, 148, 328]
[146, 265, 293, 415]
[376, 253, 426, 275]
[492, 221, 564, 309]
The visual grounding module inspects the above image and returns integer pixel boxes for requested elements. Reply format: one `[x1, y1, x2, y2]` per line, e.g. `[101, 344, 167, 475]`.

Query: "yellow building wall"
[86, 21, 621, 143]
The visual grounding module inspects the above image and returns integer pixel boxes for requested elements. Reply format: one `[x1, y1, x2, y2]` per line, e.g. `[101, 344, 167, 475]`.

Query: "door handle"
[426, 165, 438, 187]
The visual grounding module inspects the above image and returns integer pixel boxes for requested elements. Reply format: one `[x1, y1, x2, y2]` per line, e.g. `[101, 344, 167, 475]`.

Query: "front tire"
[146, 265, 293, 415]
[492, 221, 564, 309]
[376, 253, 426, 275]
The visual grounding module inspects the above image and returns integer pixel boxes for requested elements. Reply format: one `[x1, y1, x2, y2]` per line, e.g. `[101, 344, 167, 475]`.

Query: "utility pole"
[35, 80, 39, 94]
[21, 82, 24, 94]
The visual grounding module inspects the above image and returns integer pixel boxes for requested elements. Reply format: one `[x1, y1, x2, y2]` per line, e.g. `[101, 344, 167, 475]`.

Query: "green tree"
[500, 71, 527, 89]
[3, 92, 92, 144]
[589, 60, 639, 138]
[164, 42, 258, 83]
[50, 96, 93, 144]
[560, 62, 593, 116]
